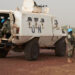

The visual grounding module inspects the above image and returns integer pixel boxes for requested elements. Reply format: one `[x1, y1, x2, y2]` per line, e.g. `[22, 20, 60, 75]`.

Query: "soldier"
[0, 30, 2, 43]
[66, 28, 75, 63]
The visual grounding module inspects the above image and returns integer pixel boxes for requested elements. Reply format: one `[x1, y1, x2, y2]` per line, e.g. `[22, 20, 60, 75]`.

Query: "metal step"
[40, 46, 55, 49]
[0, 39, 12, 49]
[1, 40, 8, 43]
[0, 46, 4, 49]
[0, 43, 5, 49]
[0, 40, 8, 47]
[0, 43, 5, 47]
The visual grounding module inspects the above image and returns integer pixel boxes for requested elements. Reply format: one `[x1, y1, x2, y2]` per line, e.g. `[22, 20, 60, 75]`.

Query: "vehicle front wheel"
[24, 37, 40, 61]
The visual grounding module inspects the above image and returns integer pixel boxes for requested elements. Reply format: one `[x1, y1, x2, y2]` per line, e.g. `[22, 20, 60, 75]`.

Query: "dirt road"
[0, 49, 75, 75]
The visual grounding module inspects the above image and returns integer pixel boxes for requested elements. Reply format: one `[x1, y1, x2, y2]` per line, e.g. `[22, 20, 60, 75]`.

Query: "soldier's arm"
[65, 37, 69, 44]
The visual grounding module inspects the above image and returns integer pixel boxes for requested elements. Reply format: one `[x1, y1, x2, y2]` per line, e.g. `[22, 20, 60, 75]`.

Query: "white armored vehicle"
[0, 0, 66, 60]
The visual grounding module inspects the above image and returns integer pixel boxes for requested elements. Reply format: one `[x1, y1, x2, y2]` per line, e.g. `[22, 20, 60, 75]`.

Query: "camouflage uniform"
[0, 30, 2, 38]
[1, 20, 11, 38]
[66, 33, 75, 57]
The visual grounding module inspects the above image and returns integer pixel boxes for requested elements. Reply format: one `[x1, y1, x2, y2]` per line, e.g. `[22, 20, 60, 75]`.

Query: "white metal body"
[0, 10, 66, 46]
[12, 11, 66, 46]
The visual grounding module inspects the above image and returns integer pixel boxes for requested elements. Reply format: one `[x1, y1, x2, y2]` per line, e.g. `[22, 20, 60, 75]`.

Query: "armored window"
[28, 17, 32, 21]
[41, 18, 44, 22]
[34, 18, 38, 22]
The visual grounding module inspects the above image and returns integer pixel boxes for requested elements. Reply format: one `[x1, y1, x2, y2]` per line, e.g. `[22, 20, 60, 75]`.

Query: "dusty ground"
[0, 49, 75, 75]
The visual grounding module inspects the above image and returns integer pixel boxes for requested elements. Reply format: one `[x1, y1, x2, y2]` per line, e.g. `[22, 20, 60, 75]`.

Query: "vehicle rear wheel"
[55, 37, 66, 56]
[0, 48, 9, 58]
[24, 37, 40, 61]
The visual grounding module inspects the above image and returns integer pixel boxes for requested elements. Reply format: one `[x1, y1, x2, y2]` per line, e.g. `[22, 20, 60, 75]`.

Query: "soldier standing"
[0, 30, 2, 43]
[66, 28, 75, 63]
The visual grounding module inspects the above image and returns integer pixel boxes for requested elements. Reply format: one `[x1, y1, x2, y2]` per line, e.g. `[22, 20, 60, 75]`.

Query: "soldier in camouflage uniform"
[0, 22, 3, 43]
[66, 28, 75, 63]
[0, 30, 2, 43]
[0, 19, 11, 41]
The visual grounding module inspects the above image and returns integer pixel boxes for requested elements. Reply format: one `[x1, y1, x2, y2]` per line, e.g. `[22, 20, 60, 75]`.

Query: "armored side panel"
[21, 13, 53, 36]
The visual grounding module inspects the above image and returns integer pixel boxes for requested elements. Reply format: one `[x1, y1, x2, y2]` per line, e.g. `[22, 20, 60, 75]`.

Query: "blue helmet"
[68, 28, 72, 33]
[1, 19, 5, 23]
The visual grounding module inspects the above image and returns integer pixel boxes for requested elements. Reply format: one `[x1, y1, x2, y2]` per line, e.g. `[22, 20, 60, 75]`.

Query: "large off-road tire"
[0, 48, 9, 58]
[0, 40, 11, 58]
[55, 37, 66, 56]
[24, 37, 40, 61]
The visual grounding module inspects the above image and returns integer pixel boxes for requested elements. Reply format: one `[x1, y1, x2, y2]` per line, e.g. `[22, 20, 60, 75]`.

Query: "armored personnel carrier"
[0, 0, 66, 60]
